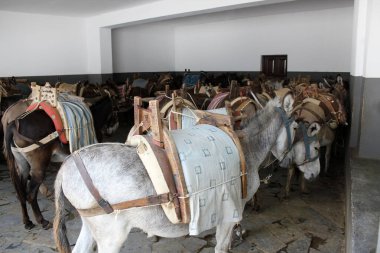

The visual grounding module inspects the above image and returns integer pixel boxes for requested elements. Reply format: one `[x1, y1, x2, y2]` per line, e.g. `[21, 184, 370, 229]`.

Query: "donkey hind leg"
[12, 152, 35, 229]
[72, 218, 96, 253]
[84, 215, 132, 253]
[215, 222, 236, 253]
[27, 155, 52, 229]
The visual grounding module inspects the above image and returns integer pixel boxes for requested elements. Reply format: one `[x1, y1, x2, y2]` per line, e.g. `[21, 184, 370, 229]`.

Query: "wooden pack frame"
[131, 96, 247, 224]
[30, 82, 58, 107]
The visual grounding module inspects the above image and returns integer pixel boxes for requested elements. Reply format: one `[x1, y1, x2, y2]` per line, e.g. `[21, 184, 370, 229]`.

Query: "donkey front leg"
[300, 173, 310, 194]
[215, 222, 236, 253]
[284, 165, 295, 198]
[324, 144, 332, 174]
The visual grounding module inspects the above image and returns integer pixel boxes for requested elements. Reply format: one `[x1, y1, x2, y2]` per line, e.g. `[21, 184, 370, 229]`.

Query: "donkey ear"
[283, 94, 294, 114]
[307, 122, 321, 136]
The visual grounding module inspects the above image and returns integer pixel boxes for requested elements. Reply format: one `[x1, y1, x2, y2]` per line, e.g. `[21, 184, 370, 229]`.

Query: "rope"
[177, 172, 247, 199]
[185, 93, 199, 109]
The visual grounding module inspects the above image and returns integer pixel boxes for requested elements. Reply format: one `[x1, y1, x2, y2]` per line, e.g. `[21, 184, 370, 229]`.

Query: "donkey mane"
[241, 97, 281, 135]
[241, 97, 283, 165]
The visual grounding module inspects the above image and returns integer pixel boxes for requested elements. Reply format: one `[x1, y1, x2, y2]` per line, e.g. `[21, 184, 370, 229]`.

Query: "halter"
[274, 107, 295, 151]
[296, 122, 319, 166]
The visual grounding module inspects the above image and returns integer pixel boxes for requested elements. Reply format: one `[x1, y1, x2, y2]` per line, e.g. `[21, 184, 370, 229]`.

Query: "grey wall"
[356, 78, 380, 159]
[349, 75, 364, 149]
[349, 75, 380, 159]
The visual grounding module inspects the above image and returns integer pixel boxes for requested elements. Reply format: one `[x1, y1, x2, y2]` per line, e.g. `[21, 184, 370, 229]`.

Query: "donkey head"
[292, 122, 321, 180]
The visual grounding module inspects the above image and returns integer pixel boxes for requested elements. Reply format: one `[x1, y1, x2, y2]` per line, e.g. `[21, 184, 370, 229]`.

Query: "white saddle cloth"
[170, 124, 243, 235]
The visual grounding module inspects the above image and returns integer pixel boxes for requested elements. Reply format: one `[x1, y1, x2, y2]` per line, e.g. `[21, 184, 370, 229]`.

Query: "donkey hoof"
[25, 221, 35, 230]
[42, 220, 53, 230]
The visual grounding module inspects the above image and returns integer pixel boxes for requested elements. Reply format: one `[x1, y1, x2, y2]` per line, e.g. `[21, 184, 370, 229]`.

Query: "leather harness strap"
[72, 152, 114, 214]
[73, 152, 175, 217]
[317, 95, 339, 122]
[13, 131, 59, 153]
[295, 105, 325, 124]
[77, 192, 173, 217]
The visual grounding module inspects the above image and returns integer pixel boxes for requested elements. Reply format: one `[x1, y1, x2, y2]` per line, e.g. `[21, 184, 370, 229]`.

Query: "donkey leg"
[27, 166, 51, 229]
[9, 152, 35, 229]
[12, 160, 35, 229]
[300, 173, 310, 194]
[73, 219, 96, 253]
[215, 222, 235, 253]
[324, 144, 332, 174]
[285, 165, 295, 198]
[87, 216, 132, 253]
[19, 175, 35, 229]
[28, 180, 51, 229]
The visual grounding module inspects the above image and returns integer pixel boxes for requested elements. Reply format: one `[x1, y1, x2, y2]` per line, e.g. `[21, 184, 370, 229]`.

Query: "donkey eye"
[314, 147, 320, 151]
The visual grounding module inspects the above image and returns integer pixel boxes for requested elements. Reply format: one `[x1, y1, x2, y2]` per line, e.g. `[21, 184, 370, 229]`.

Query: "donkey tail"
[4, 121, 25, 202]
[53, 171, 72, 253]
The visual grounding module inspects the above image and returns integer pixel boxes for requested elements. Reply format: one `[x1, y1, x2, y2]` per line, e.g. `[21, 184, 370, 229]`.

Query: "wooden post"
[134, 96, 142, 135]
[149, 100, 164, 147]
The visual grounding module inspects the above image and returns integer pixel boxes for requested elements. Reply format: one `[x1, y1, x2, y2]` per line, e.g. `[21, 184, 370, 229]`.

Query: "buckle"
[98, 198, 114, 214]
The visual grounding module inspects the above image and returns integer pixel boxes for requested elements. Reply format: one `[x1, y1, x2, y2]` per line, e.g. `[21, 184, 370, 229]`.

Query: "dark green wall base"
[0, 74, 113, 85]
[112, 71, 350, 84]
[2, 71, 349, 85]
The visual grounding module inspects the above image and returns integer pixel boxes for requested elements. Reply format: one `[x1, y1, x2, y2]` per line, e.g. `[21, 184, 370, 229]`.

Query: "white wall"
[363, 0, 380, 78]
[112, 0, 354, 73]
[112, 22, 175, 73]
[0, 11, 87, 77]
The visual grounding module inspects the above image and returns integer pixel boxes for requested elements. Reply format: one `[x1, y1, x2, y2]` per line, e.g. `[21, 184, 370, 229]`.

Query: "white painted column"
[86, 25, 113, 75]
[350, 0, 380, 158]
[350, 0, 368, 77]
[363, 0, 380, 78]
[351, 0, 380, 78]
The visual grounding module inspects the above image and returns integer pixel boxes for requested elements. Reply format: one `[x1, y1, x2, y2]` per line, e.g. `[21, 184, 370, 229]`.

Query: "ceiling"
[0, 0, 161, 17]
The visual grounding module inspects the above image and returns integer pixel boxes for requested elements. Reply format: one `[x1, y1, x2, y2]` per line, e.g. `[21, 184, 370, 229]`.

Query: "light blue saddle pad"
[170, 124, 243, 235]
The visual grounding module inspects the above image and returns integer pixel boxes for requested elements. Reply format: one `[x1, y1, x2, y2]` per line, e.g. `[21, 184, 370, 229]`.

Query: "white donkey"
[53, 98, 297, 253]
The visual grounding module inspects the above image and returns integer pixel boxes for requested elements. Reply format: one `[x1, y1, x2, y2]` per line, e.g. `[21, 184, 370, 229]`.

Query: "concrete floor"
[347, 154, 380, 253]
[0, 122, 347, 252]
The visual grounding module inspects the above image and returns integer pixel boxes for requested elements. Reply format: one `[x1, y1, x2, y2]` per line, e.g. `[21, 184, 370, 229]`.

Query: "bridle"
[259, 106, 295, 171]
[294, 122, 319, 166]
[274, 106, 295, 151]
[260, 107, 319, 176]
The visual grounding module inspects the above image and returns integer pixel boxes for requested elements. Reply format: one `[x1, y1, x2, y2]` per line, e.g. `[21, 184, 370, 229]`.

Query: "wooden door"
[261, 55, 287, 77]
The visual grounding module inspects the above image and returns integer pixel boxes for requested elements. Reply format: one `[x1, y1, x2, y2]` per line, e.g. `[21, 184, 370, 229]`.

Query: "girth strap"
[13, 131, 59, 153]
[77, 192, 173, 217]
[72, 152, 114, 214]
